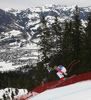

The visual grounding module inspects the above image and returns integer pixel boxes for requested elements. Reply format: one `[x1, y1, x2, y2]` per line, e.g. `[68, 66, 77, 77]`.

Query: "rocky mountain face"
[0, 4, 91, 71]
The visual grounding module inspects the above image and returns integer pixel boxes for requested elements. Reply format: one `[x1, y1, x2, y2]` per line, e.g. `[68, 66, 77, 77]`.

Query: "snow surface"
[29, 80, 91, 100]
[0, 88, 28, 99]
[0, 61, 21, 71]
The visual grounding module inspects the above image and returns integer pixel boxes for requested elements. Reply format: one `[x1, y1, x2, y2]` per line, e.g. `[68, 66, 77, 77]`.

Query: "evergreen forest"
[0, 6, 91, 91]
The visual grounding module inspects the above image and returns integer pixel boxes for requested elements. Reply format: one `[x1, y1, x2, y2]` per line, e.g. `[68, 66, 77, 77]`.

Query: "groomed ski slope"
[29, 80, 91, 100]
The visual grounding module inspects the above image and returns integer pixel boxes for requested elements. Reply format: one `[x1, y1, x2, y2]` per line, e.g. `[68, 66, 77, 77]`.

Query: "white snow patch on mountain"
[0, 61, 21, 71]
[5, 30, 22, 36]
[0, 88, 28, 100]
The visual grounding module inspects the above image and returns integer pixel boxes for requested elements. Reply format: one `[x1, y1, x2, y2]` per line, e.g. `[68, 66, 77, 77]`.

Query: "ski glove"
[63, 72, 67, 76]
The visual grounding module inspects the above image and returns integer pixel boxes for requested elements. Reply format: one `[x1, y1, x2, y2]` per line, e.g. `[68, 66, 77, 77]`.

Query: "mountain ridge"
[0, 4, 91, 72]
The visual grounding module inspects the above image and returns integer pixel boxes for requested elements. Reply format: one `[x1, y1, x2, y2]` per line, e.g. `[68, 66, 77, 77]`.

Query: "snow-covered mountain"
[0, 29, 39, 72]
[0, 4, 91, 72]
[1, 5, 91, 34]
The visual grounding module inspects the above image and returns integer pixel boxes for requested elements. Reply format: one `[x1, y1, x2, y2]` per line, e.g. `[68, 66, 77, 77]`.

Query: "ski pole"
[67, 60, 75, 70]
[70, 60, 80, 69]
[67, 60, 80, 74]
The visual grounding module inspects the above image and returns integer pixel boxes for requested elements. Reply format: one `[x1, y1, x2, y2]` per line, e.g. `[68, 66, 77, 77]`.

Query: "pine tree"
[52, 16, 62, 53]
[50, 16, 62, 66]
[71, 6, 82, 74]
[34, 62, 48, 87]
[15, 88, 19, 95]
[36, 15, 55, 84]
[38, 15, 52, 65]
[81, 12, 91, 73]
[72, 6, 82, 60]
[11, 91, 14, 100]
[62, 20, 73, 67]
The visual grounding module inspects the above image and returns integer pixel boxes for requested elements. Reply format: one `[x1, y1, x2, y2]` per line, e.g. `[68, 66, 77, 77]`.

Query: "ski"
[52, 74, 76, 88]
[52, 78, 67, 88]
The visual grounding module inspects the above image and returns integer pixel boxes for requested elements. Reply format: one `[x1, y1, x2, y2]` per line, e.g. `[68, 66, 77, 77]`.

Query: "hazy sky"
[0, 0, 91, 10]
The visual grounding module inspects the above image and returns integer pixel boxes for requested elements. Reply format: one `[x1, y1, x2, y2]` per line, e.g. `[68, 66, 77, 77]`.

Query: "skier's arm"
[56, 67, 63, 73]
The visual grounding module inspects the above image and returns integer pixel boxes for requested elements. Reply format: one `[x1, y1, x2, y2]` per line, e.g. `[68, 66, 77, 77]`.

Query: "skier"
[55, 65, 67, 81]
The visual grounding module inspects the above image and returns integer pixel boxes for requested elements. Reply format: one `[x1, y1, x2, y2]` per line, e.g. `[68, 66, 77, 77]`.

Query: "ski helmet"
[54, 66, 57, 69]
